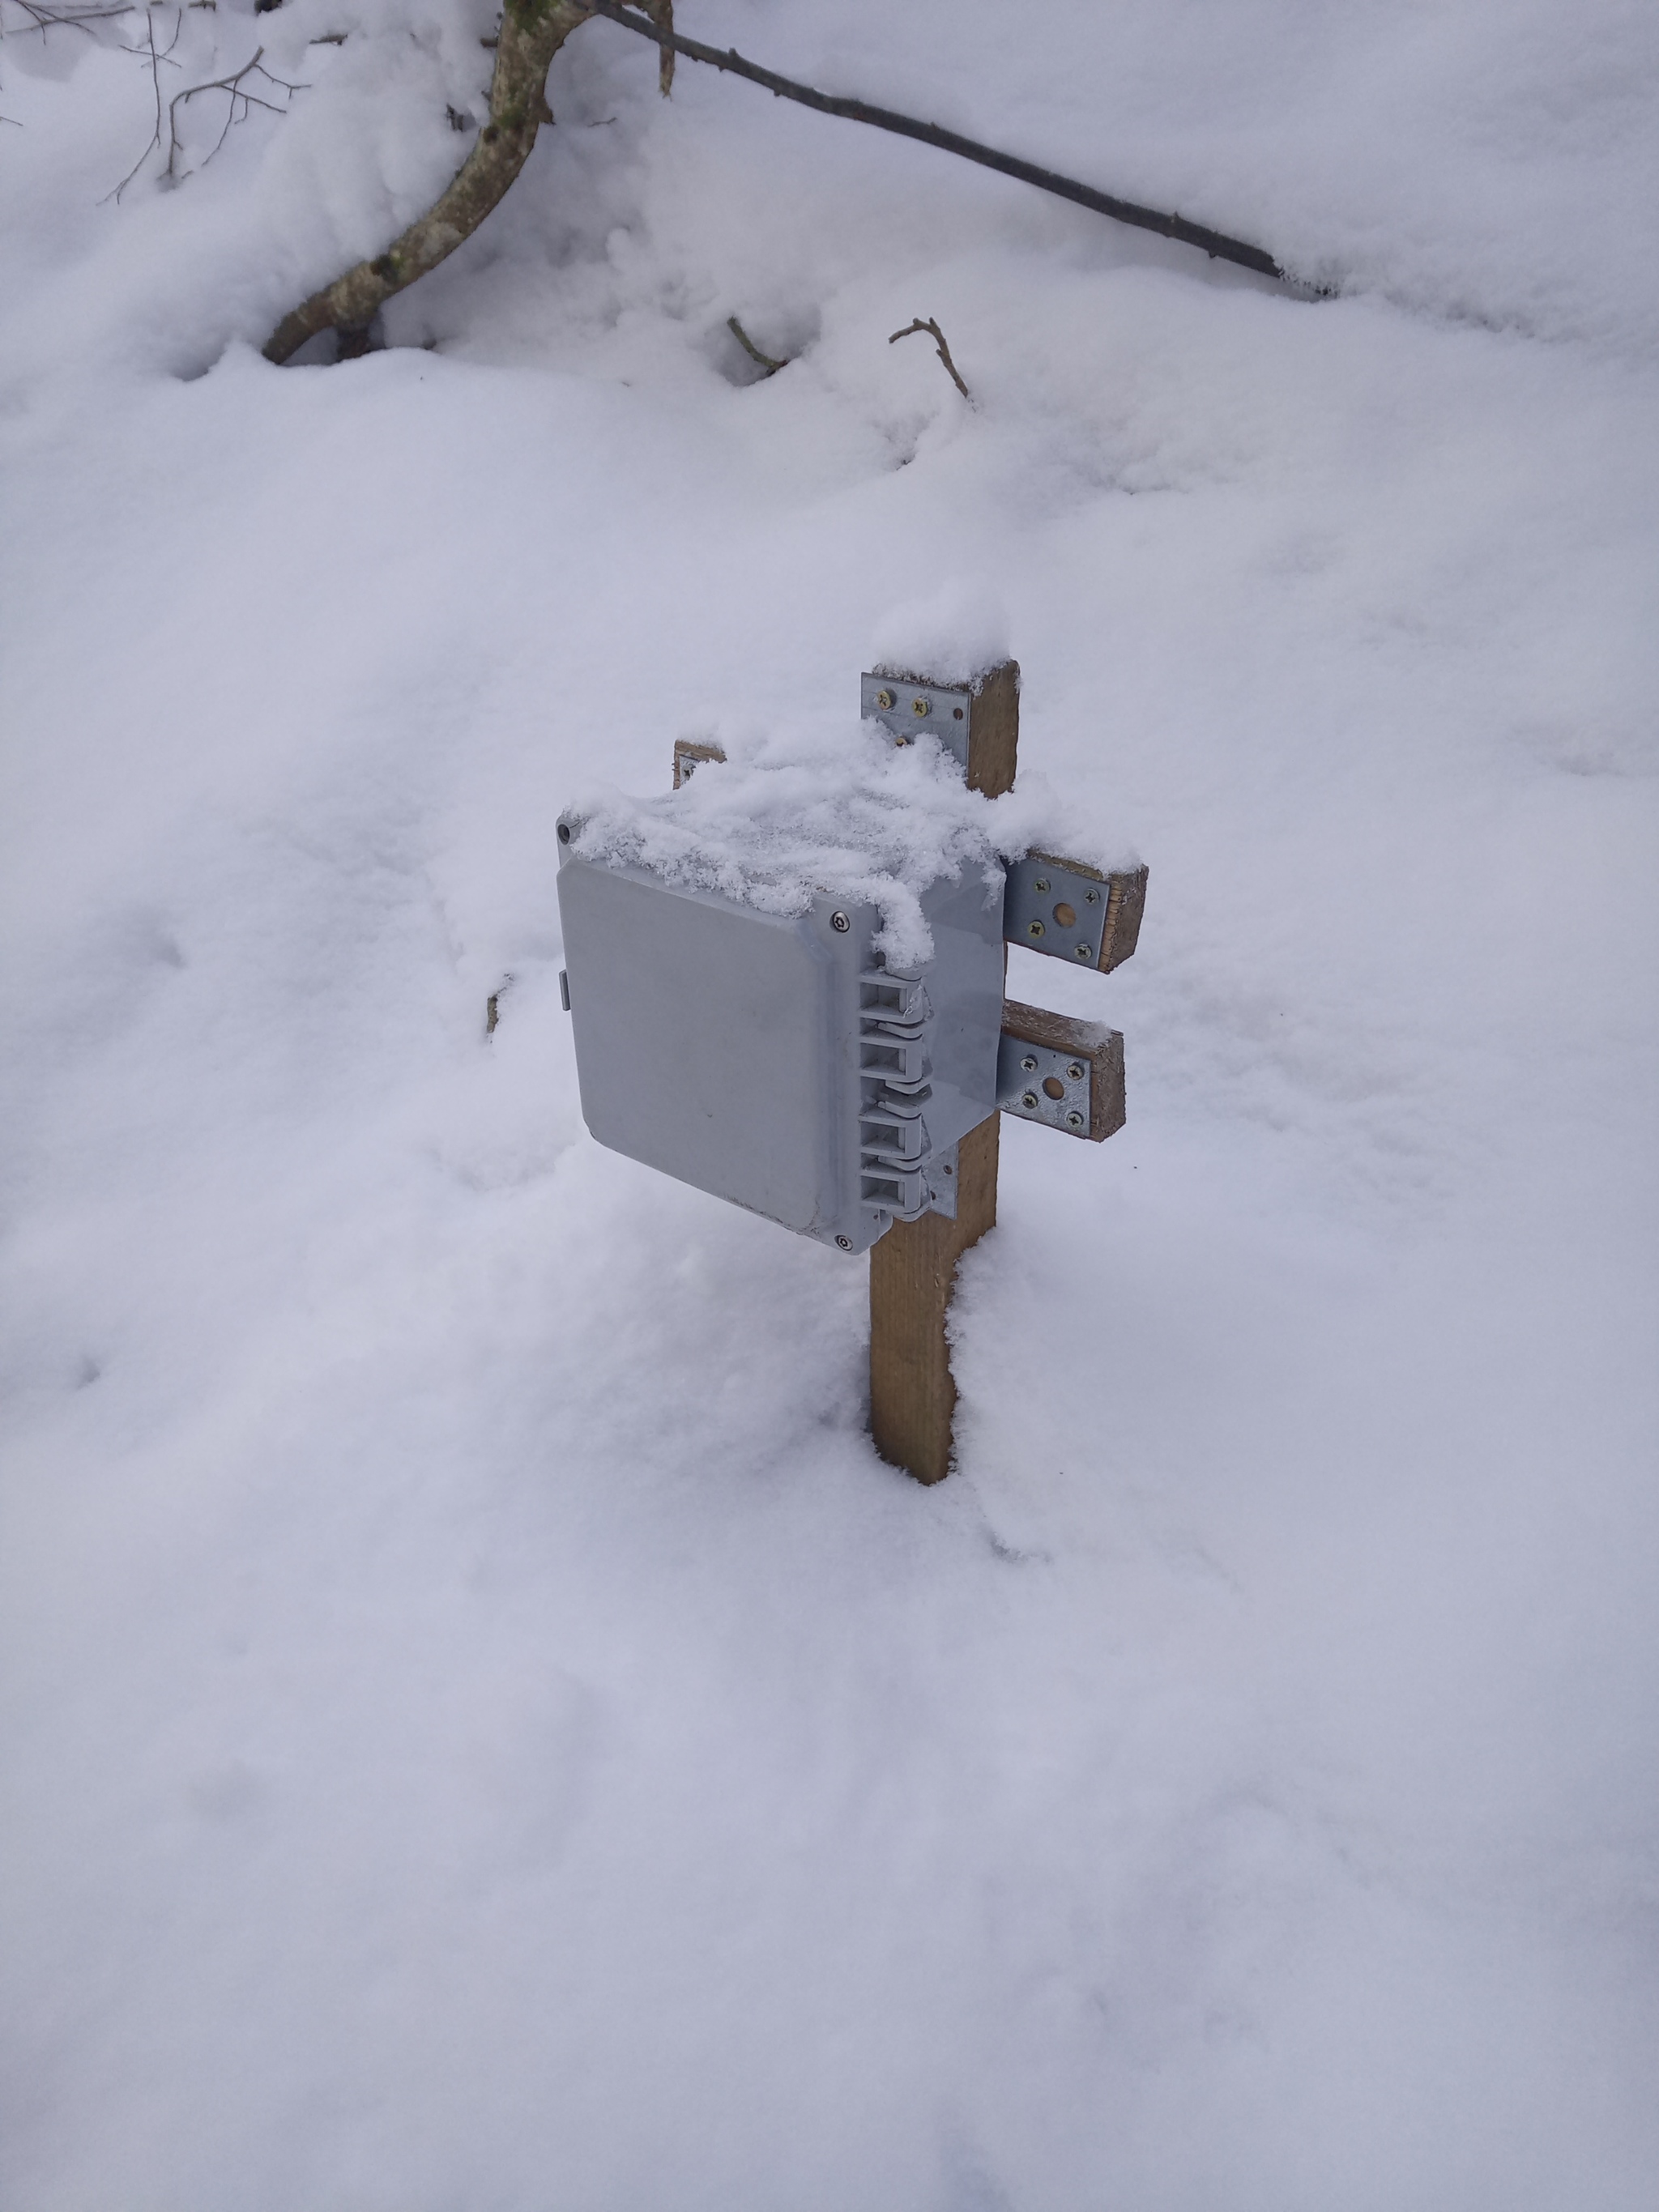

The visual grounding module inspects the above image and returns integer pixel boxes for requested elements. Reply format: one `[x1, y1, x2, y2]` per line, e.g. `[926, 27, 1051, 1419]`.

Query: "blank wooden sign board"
[561, 660, 1146, 1488]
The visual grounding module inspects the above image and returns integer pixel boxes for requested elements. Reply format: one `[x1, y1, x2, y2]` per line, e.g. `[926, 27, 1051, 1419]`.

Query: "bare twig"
[108, 8, 181, 202]
[727, 315, 787, 375]
[890, 316, 970, 400]
[10, 1, 137, 36]
[165, 45, 306, 180]
[576, 0, 1286, 285]
[646, 0, 671, 95]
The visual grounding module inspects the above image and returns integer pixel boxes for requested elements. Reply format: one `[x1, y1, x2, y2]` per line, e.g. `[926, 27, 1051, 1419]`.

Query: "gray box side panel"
[557, 859, 836, 1234]
[916, 870, 1006, 1149]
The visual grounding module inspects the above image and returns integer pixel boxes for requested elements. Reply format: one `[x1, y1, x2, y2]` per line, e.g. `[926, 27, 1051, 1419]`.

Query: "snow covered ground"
[2, 2, 1657, 2205]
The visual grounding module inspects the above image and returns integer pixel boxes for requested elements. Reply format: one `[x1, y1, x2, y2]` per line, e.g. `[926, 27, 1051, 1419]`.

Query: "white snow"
[566, 725, 1099, 970]
[870, 578, 1012, 687]
[2, 2, 1657, 2207]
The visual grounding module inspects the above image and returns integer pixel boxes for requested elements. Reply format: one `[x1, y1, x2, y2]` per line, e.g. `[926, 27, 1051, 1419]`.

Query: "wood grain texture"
[1000, 999, 1125, 1142]
[868, 1112, 999, 1484]
[672, 739, 727, 790]
[964, 660, 1020, 799]
[1097, 864, 1148, 972]
[868, 659, 1017, 1483]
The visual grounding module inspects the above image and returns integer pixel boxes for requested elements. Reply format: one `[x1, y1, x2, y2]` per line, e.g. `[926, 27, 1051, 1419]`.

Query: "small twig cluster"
[164, 44, 305, 177]
[104, 12, 306, 199]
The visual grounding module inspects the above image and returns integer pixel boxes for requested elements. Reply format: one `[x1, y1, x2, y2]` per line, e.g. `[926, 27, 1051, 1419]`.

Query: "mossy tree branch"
[262, 0, 588, 363]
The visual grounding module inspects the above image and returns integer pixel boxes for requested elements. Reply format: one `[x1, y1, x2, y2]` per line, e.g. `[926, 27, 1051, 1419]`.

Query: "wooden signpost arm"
[868, 661, 1018, 1485]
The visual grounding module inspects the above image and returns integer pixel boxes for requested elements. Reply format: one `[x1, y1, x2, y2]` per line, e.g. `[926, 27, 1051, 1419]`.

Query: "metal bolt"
[911, 696, 930, 717]
[1067, 1062, 1085, 1080]
[1033, 876, 1050, 893]
[1020, 1054, 1038, 1072]
[557, 823, 571, 843]
[876, 688, 895, 710]
[1027, 919, 1046, 939]
[835, 1234, 852, 1249]
[1074, 943, 1092, 959]
[830, 910, 851, 932]
[1021, 1091, 1039, 1110]
[1066, 1110, 1085, 1130]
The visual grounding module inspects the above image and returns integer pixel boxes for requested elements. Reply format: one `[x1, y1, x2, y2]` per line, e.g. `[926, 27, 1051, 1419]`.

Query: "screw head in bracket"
[1020, 1055, 1038, 1072]
[1085, 888, 1100, 904]
[830, 911, 851, 933]
[1067, 1062, 1085, 1080]
[835, 1234, 853, 1249]
[1021, 1091, 1039, 1110]
[1027, 919, 1046, 939]
[557, 823, 571, 843]
[876, 688, 895, 710]
[1033, 876, 1050, 893]
[1074, 943, 1092, 959]
[1065, 1110, 1085, 1130]
[911, 697, 931, 717]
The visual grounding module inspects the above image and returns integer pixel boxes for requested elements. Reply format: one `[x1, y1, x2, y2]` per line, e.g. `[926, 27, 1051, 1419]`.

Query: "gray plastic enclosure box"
[557, 842, 1005, 1253]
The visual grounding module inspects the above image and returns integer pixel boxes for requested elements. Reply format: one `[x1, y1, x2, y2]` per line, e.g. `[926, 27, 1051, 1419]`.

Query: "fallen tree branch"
[576, 0, 1286, 284]
[262, 0, 589, 363]
[889, 315, 970, 400]
[262, 0, 1287, 366]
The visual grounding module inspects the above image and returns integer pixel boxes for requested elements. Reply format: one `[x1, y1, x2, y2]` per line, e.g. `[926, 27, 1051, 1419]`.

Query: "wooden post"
[868, 660, 1018, 1483]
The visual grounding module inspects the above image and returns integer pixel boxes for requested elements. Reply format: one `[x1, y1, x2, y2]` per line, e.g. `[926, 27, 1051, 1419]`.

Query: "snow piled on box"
[565, 722, 1121, 969]
[2, 2, 1657, 2209]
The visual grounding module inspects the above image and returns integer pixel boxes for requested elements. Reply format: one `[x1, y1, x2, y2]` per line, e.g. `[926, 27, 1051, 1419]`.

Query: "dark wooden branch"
[577, 0, 1286, 284]
[889, 315, 970, 399]
[262, 0, 588, 363]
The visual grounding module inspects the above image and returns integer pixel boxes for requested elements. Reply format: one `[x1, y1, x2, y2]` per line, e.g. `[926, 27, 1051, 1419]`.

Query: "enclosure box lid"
[557, 846, 1004, 1252]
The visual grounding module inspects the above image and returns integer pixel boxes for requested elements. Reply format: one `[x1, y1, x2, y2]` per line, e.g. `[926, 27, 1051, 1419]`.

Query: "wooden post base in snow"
[868, 1110, 1000, 1485]
[868, 660, 1018, 1485]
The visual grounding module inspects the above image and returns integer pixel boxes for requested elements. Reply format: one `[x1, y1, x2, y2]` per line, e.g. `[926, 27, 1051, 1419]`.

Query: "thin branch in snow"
[890, 317, 970, 401]
[646, 0, 672, 96]
[727, 316, 787, 376]
[575, 0, 1288, 286]
[164, 42, 306, 180]
[107, 8, 183, 202]
[7, 1, 138, 37]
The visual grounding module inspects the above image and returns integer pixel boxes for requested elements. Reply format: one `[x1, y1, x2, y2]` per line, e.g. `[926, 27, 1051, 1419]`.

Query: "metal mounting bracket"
[1004, 853, 1148, 973]
[860, 672, 973, 774]
[997, 1000, 1125, 1142]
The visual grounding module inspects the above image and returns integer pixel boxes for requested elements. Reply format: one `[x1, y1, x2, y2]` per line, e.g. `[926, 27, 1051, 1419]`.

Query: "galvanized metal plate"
[1003, 851, 1110, 967]
[860, 671, 972, 773]
[998, 1030, 1094, 1137]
